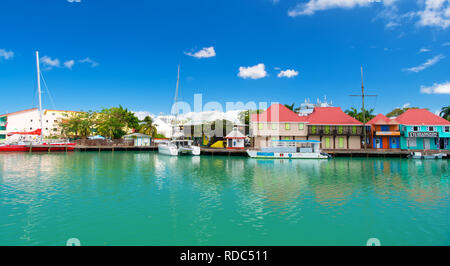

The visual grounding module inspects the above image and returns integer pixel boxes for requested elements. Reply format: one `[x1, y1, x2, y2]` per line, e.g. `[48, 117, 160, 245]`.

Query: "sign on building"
[408, 132, 438, 138]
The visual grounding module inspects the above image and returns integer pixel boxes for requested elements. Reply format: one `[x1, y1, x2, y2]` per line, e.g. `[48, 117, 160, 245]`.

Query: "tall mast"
[36, 51, 43, 140]
[349, 66, 377, 151]
[173, 64, 180, 136]
[361, 67, 366, 150]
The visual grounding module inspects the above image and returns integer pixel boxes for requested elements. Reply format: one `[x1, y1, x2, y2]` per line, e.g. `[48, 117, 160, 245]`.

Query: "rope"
[40, 71, 57, 109]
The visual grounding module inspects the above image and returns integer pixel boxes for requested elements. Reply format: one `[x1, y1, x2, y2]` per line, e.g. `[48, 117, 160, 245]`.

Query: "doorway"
[423, 138, 430, 150]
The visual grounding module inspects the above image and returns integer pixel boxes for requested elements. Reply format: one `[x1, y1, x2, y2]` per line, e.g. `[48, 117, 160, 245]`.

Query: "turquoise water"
[0, 152, 449, 246]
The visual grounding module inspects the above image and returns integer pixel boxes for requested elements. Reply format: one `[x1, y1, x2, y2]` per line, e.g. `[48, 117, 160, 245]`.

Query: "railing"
[75, 139, 134, 147]
[308, 125, 363, 136]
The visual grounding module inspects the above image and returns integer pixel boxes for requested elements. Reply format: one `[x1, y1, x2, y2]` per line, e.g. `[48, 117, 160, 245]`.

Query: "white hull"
[158, 144, 179, 156]
[158, 143, 201, 156]
[247, 150, 329, 159]
[179, 146, 201, 155]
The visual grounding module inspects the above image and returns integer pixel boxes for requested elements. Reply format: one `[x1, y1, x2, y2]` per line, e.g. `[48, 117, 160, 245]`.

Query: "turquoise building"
[396, 109, 450, 151]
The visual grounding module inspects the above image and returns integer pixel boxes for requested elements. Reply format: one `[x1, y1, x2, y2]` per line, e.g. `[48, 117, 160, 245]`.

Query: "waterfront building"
[123, 133, 152, 146]
[251, 104, 309, 148]
[367, 114, 400, 149]
[0, 108, 79, 139]
[0, 116, 6, 142]
[395, 109, 450, 150]
[306, 107, 364, 150]
[225, 126, 246, 149]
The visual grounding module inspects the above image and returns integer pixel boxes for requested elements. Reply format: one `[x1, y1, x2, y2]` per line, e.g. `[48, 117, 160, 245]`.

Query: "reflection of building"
[396, 109, 450, 150]
[0, 108, 79, 138]
[0, 116, 6, 141]
[367, 114, 400, 149]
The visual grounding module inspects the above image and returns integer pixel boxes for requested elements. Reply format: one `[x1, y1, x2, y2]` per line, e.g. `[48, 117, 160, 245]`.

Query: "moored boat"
[247, 140, 331, 159]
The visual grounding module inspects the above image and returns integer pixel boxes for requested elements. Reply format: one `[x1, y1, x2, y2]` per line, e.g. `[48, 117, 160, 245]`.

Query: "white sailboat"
[157, 65, 200, 156]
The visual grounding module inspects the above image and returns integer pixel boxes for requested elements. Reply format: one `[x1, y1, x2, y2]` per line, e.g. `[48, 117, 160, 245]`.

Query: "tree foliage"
[386, 107, 421, 118]
[440, 106, 450, 121]
[95, 106, 140, 139]
[344, 107, 376, 123]
[59, 111, 94, 138]
[137, 116, 157, 137]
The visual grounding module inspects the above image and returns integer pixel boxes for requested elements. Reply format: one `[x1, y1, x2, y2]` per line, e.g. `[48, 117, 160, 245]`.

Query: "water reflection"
[0, 153, 448, 245]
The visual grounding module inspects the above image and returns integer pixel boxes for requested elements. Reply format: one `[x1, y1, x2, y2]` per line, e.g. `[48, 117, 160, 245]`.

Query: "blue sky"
[0, 0, 449, 116]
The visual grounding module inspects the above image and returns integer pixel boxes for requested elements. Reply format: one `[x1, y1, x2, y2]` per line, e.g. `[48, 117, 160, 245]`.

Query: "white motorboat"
[158, 139, 200, 156]
[247, 140, 331, 159]
[407, 152, 447, 159]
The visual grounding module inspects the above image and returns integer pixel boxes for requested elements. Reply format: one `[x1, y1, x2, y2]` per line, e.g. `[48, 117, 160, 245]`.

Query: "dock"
[22, 145, 449, 159]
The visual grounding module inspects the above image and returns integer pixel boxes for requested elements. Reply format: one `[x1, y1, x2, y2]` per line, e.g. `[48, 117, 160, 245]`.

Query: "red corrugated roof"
[251, 104, 308, 122]
[307, 107, 363, 125]
[367, 113, 399, 125]
[395, 109, 450, 125]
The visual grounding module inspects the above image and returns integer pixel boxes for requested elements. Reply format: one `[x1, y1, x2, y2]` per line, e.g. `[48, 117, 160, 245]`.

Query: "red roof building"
[367, 114, 401, 149]
[251, 104, 308, 123]
[395, 109, 450, 125]
[305, 107, 363, 150]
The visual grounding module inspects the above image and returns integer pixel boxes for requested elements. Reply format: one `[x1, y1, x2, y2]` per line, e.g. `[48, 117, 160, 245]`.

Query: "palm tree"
[440, 106, 450, 121]
[345, 107, 359, 119]
[284, 103, 295, 111]
[138, 116, 157, 137]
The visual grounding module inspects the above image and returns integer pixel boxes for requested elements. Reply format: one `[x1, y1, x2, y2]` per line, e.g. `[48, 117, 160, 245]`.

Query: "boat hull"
[247, 150, 329, 159]
[179, 146, 201, 156]
[158, 144, 179, 156]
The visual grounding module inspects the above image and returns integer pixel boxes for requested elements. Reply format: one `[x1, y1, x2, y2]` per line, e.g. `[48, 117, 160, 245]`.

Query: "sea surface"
[0, 152, 449, 246]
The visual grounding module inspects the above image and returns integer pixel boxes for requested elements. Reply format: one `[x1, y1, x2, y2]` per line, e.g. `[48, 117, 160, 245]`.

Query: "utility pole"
[349, 67, 377, 150]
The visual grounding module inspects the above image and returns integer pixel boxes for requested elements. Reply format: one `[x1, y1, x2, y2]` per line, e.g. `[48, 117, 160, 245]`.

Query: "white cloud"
[420, 81, 450, 94]
[419, 48, 431, 53]
[40, 56, 61, 69]
[288, 0, 397, 17]
[0, 49, 14, 60]
[185, 47, 216, 59]
[237, 63, 267, 79]
[64, 60, 75, 69]
[404, 54, 445, 72]
[79, 57, 99, 67]
[133, 111, 154, 120]
[416, 0, 450, 29]
[277, 69, 299, 78]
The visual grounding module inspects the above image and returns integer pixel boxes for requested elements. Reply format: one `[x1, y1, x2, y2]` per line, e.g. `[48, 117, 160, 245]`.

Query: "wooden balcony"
[308, 125, 364, 136]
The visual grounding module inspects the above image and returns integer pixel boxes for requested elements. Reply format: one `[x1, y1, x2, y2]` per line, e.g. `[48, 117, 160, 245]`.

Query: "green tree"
[58, 111, 93, 138]
[239, 109, 263, 135]
[386, 107, 421, 118]
[138, 116, 157, 137]
[440, 106, 450, 121]
[95, 106, 139, 139]
[345, 107, 375, 123]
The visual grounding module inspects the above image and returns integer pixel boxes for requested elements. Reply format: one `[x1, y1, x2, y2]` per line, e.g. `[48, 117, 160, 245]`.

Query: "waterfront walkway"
[20, 145, 450, 158]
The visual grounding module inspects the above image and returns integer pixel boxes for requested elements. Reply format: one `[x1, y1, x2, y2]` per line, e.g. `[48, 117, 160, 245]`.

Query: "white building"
[0, 108, 79, 139]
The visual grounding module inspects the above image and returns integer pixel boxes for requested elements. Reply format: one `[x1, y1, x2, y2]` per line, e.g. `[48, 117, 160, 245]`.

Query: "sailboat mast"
[173, 64, 180, 135]
[36, 51, 43, 140]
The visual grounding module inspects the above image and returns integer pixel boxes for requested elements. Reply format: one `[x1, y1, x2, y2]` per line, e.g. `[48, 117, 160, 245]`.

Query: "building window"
[311, 125, 316, 134]
[30, 119, 33, 122]
[338, 126, 343, 134]
[444, 126, 450, 132]
[53, 128, 57, 132]
[412, 126, 419, 131]
[428, 126, 435, 131]
[46, 120, 48, 123]
[338, 137, 344, 148]
[407, 138, 417, 148]
[285, 123, 290, 130]
[30, 127, 33, 130]
[298, 123, 304, 130]
[258, 123, 263, 130]
[272, 123, 277, 130]
[325, 125, 330, 134]
[352, 126, 357, 134]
